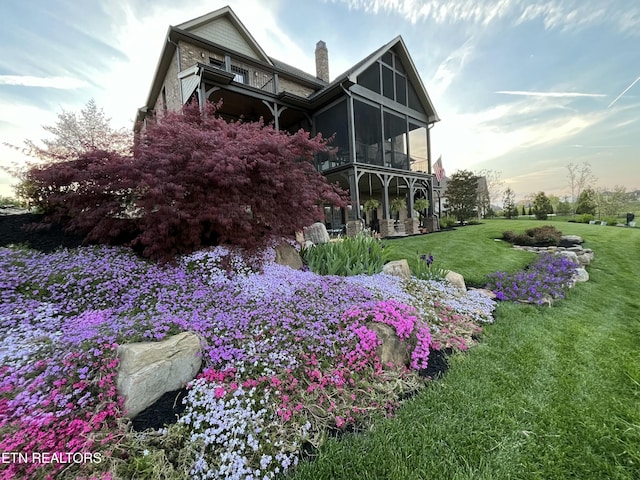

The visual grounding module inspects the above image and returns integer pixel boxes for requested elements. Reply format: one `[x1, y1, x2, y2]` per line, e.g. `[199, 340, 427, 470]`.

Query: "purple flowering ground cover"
[0, 243, 497, 479]
[485, 253, 579, 305]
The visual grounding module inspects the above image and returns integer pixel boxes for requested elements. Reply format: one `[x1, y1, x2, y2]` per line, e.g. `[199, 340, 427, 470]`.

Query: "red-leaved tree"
[26, 102, 348, 261]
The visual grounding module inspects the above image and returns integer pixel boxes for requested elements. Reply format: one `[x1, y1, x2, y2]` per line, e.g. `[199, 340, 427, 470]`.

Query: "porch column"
[379, 174, 395, 237]
[197, 79, 205, 112]
[262, 101, 287, 131]
[404, 178, 419, 235]
[348, 170, 360, 221]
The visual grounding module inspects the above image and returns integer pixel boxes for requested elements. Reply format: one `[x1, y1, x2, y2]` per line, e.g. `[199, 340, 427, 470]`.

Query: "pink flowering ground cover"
[0, 245, 495, 479]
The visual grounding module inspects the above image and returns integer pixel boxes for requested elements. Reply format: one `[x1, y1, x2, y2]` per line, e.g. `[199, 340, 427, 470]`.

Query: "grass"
[290, 219, 640, 480]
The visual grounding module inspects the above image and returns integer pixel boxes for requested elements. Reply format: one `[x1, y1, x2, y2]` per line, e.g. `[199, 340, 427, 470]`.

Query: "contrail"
[496, 90, 606, 98]
[608, 75, 640, 108]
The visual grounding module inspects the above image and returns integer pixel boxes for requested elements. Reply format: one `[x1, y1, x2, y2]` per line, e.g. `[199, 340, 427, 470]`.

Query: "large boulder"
[274, 242, 303, 270]
[577, 250, 594, 266]
[303, 222, 330, 245]
[573, 268, 590, 283]
[557, 250, 580, 265]
[445, 270, 466, 292]
[382, 259, 412, 280]
[117, 332, 203, 418]
[559, 235, 584, 247]
[365, 322, 409, 368]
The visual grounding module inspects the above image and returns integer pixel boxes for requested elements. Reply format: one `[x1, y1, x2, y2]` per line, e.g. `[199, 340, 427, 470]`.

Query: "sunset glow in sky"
[1, 0, 638, 200]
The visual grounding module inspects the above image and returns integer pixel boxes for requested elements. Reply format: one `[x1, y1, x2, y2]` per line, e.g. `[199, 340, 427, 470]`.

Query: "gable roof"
[176, 6, 272, 65]
[138, 7, 439, 126]
[311, 36, 440, 123]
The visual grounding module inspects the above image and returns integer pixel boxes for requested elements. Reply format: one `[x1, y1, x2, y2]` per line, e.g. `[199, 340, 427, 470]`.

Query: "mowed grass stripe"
[290, 220, 640, 480]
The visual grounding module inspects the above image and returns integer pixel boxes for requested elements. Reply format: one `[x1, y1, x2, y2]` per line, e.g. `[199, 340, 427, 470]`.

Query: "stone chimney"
[315, 40, 329, 83]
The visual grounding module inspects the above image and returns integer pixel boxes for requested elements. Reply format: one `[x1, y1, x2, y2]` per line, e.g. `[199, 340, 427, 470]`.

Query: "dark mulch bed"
[131, 389, 189, 432]
[419, 347, 450, 379]
[0, 213, 84, 252]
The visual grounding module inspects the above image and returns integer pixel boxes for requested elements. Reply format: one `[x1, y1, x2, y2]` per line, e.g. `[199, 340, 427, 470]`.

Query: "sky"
[1, 0, 639, 202]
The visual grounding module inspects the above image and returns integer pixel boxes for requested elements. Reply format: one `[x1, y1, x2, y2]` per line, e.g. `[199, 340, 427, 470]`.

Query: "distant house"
[137, 6, 441, 236]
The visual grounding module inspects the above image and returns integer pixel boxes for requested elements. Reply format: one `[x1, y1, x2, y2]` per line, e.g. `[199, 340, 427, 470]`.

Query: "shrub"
[575, 213, 595, 224]
[24, 101, 348, 262]
[503, 226, 562, 247]
[603, 216, 619, 226]
[525, 225, 562, 246]
[301, 233, 386, 276]
[502, 230, 517, 242]
[439, 216, 456, 229]
[513, 233, 535, 246]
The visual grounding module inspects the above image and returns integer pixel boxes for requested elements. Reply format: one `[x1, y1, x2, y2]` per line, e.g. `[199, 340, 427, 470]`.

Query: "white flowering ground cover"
[0, 245, 495, 479]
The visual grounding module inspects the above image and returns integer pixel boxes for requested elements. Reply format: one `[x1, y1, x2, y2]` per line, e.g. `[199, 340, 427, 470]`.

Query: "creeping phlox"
[486, 253, 579, 304]
[0, 244, 496, 479]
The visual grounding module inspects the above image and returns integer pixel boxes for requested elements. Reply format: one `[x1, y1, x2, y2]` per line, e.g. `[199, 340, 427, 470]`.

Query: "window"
[382, 65, 394, 100]
[354, 100, 382, 166]
[384, 112, 408, 170]
[409, 123, 428, 172]
[231, 65, 248, 84]
[314, 100, 349, 171]
[407, 81, 425, 114]
[395, 73, 407, 106]
[357, 64, 380, 94]
[358, 51, 414, 107]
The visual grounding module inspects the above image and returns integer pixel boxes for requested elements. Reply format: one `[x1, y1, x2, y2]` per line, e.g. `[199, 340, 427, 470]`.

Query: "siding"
[190, 17, 260, 59]
[153, 50, 181, 114]
[278, 77, 315, 98]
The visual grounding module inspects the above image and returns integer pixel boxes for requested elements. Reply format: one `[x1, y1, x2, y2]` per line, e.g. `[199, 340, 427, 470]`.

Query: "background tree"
[566, 162, 597, 208]
[9, 99, 132, 163]
[476, 182, 491, 219]
[24, 102, 348, 261]
[446, 169, 479, 223]
[475, 169, 504, 207]
[557, 199, 572, 216]
[575, 188, 597, 215]
[521, 205, 526, 216]
[532, 192, 553, 220]
[5, 99, 132, 205]
[502, 187, 518, 219]
[547, 194, 560, 214]
[596, 186, 631, 217]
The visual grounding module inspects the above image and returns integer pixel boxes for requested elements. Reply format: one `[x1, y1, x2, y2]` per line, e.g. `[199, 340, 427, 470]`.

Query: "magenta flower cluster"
[342, 299, 432, 370]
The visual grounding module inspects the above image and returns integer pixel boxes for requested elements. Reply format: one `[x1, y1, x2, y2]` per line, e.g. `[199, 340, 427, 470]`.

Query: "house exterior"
[137, 6, 441, 236]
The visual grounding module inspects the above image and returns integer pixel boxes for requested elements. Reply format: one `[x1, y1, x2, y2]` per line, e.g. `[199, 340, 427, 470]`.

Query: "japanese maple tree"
[26, 101, 348, 261]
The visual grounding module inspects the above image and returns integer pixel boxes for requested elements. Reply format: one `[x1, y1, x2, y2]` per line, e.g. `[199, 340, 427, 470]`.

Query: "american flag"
[433, 156, 445, 183]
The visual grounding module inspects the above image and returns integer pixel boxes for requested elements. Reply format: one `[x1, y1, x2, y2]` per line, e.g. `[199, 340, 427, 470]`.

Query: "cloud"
[496, 90, 606, 98]
[333, 0, 640, 34]
[337, 0, 512, 25]
[607, 75, 640, 108]
[92, 0, 303, 128]
[429, 38, 475, 97]
[431, 95, 613, 173]
[570, 144, 633, 149]
[0, 75, 89, 89]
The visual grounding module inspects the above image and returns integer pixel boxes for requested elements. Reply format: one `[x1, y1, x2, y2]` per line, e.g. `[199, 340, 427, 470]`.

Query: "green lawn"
[290, 219, 640, 480]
